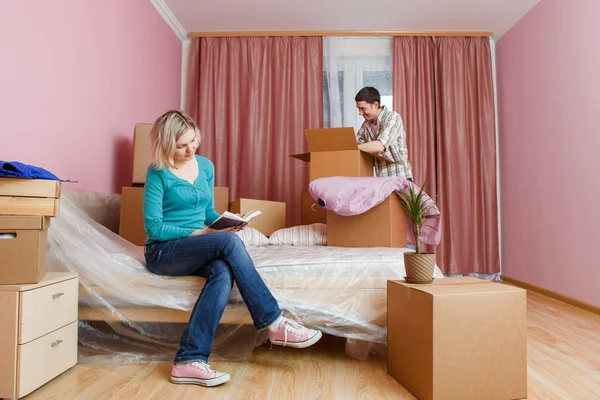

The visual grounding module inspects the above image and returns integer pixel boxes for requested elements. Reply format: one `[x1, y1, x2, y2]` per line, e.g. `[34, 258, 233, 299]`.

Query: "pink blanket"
[308, 176, 441, 245]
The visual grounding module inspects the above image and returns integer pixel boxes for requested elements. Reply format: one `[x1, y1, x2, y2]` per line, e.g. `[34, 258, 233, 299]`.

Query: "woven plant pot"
[404, 252, 436, 283]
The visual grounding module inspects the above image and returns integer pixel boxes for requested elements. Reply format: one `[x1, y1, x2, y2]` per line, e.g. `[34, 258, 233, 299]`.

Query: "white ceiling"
[160, 0, 541, 40]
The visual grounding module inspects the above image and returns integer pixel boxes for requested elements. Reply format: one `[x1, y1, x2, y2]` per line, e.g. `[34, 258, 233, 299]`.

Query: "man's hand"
[358, 141, 385, 153]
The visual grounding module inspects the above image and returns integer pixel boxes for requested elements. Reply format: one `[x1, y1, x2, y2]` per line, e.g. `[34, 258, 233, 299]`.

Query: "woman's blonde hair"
[150, 110, 201, 170]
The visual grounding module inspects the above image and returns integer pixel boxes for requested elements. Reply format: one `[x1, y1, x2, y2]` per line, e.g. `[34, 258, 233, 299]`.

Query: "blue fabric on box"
[0, 161, 60, 180]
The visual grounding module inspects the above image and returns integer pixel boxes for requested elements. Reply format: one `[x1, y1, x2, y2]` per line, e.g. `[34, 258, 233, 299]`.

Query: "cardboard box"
[0, 216, 49, 284]
[229, 198, 286, 237]
[0, 197, 59, 217]
[301, 190, 326, 225]
[119, 186, 230, 246]
[213, 187, 229, 215]
[0, 178, 61, 198]
[0, 178, 61, 217]
[119, 187, 146, 246]
[291, 127, 393, 182]
[387, 278, 528, 400]
[326, 194, 407, 248]
[0, 215, 51, 230]
[132, 123, 153, 185]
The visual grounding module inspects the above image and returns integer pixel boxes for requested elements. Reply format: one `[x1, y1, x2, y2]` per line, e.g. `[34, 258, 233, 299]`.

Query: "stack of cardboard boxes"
[119, 124, 286, 245]
[0, 178, 61, 285]
[292, 128, 528, 397]
[292, 127, 407, 247]
[0, 177, 79, 399]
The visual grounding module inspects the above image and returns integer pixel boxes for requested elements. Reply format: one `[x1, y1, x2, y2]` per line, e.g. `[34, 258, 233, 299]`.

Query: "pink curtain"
[394, 36, 499, 274]
[192, 37, 323, 227]
[183, 39, 200, 123]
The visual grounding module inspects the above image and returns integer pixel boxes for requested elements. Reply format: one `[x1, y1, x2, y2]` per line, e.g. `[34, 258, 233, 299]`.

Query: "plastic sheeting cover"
[48, 189, 445, 363]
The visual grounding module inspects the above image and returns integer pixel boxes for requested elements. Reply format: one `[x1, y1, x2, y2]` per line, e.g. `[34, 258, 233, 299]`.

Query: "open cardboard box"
[290, 127, 392, 182]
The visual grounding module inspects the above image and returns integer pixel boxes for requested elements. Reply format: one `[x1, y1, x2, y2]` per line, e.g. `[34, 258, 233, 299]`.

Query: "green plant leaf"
[397, 181, 439, 253]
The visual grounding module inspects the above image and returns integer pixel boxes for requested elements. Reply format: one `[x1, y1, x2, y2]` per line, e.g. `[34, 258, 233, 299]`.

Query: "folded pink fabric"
[308, 176, 441, 245]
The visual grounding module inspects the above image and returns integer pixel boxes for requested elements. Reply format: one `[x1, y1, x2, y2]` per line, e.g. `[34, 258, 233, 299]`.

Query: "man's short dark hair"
[355, 87, 381, 105]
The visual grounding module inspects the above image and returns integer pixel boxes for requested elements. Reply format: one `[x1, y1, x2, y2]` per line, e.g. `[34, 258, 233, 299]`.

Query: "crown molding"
[188, 30, 492, 38]
[150, 0, 187, 42]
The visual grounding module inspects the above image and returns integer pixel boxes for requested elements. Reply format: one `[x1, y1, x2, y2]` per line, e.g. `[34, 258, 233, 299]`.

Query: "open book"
[208, 209, 262, 230]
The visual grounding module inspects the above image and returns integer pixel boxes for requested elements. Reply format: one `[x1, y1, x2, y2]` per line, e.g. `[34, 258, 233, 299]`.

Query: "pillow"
[268, 223, 327, 246]
[235, 227, 269, 247]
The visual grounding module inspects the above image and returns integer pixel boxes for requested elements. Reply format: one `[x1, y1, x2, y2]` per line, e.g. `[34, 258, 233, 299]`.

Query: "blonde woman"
[143, 110, 322, 387]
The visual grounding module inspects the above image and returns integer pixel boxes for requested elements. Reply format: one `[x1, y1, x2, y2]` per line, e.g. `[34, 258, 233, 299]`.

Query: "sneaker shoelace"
[282, 318, 307, 346]
[190, 361, 214, 374]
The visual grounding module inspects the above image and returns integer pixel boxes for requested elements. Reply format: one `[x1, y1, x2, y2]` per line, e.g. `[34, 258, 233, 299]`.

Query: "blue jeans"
[144, 231, 282, 363]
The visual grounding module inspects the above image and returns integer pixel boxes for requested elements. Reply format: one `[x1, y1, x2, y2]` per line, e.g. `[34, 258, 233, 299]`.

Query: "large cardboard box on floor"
[132, 123, 153, 185]
[119, 186, 230, 246]
[326, 194, 406, 248]
[229, 198, 286, 237]
[291, 127, 392, 182]
[387, 277, 528, 400]
[0, 216, 50, 284]
[301, 190, 326, 225]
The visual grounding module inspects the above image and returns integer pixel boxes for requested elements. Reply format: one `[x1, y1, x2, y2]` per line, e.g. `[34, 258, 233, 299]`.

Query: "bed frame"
[77, 276, 389, 329]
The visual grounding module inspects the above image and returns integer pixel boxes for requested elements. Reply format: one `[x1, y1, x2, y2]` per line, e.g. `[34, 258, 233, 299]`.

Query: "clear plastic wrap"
[48, 189, 445, 363]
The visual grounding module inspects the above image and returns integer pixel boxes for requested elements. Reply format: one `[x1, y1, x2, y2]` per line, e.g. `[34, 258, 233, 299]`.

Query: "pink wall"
[1, 0, 181, 193]
[497, 0, 600, 306]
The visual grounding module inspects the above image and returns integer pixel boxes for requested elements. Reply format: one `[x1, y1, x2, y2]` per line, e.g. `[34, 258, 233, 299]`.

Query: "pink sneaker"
[171, 361, 230, 387]
[268, 317, 323, 348]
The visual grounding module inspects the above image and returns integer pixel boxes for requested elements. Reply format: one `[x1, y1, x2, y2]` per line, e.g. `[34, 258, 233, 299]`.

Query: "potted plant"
[397, 183, 439, 283]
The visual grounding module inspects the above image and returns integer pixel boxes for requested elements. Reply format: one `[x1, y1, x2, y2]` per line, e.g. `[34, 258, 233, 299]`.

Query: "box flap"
[390, 277, 486, 287]
[290, 153, 311, 162]
[305, 127, 358, 152]
[414, 281, 524, 296]
[423, 277, 486, 285]
[291, 128, 395, 163]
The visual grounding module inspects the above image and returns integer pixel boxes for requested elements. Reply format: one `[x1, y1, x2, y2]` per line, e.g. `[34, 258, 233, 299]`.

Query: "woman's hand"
[190, 227, 216, 236]
[190, 225, 242, 236]
[221, 226, 242, 233]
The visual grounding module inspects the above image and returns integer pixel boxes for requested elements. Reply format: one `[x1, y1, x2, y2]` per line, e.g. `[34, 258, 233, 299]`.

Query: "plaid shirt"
[356, 107, 413, 179]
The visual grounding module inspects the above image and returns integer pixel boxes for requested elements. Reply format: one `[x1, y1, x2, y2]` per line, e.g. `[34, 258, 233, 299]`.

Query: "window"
[323, 37, 393, 132]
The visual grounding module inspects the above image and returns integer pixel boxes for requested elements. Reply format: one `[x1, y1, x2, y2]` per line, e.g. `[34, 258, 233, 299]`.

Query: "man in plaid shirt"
[355, 87, 413, 180]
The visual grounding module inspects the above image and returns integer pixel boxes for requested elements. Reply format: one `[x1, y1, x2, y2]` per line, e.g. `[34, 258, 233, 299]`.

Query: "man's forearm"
[358, 141, 385, 153]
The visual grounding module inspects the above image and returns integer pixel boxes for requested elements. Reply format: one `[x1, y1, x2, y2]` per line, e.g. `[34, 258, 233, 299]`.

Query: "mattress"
[77, 245, 443, 306]
[76, 245, 443, 339]
[50, 188, 444, 360]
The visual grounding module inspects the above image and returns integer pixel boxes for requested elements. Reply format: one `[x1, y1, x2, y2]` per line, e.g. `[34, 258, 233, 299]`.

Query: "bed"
[48, 189, 444, 363]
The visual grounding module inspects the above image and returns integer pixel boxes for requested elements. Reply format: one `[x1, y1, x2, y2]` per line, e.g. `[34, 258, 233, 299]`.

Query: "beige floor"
[24, 292, 600, 400]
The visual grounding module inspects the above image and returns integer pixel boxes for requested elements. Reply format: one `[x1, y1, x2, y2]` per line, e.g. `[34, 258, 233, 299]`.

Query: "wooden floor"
[24, 292, 600, 400]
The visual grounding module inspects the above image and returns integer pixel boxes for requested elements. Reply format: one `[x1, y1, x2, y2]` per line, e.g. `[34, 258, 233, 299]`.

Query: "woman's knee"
[219, 231, 245, 253]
